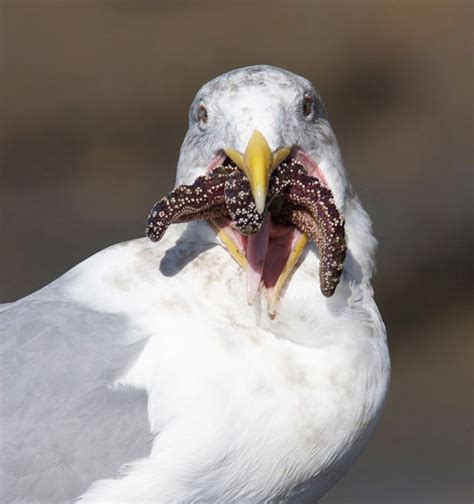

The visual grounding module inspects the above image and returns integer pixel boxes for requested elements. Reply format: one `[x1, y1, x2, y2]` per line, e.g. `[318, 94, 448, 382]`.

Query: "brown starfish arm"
[271, 162, 346, 297]
[146, 170, 231, 242]
[282, 206, 345, 297]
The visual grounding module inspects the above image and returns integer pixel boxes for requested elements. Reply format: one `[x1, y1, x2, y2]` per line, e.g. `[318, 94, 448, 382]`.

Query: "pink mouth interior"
[213, 216, 301, 292]
[209, 147, 327, 300]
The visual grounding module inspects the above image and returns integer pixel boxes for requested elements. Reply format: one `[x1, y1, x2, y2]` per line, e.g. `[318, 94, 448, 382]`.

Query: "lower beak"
[225, 130, 290, 214]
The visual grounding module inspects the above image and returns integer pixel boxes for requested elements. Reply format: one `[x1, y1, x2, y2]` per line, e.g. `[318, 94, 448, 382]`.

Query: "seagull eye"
[198, 104, 208, 124]
[302, 95, 313, 118]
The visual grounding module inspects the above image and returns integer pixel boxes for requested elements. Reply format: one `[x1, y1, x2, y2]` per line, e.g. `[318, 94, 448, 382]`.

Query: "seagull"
[0, 65, 390, 503]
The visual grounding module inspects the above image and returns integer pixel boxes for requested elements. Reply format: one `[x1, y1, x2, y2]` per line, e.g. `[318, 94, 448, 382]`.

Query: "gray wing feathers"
[0, 296, 152, 503]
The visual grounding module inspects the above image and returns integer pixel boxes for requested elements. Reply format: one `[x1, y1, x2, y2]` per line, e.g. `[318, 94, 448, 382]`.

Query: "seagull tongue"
[246, 213, 271, 305]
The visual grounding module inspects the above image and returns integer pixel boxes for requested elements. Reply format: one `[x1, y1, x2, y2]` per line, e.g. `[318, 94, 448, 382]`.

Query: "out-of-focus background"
[1, 1, 472, 502]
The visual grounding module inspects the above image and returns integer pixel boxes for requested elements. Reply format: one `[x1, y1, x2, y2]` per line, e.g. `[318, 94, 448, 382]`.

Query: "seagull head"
[174, 65, 360, 313]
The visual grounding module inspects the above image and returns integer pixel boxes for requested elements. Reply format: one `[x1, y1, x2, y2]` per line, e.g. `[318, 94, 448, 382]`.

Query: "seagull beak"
[225, 130, 290, 214]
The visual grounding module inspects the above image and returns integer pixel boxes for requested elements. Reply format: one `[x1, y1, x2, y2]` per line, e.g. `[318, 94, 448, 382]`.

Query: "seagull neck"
[343, 195, 378, 284]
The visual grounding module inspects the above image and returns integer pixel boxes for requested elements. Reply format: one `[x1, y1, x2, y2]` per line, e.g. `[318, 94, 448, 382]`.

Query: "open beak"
[225, 130, 290, 214]
[211, 131, 308, 316]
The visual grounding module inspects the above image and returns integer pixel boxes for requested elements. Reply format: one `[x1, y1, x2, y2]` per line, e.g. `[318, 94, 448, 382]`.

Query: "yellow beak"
[225, 130, 290, 214]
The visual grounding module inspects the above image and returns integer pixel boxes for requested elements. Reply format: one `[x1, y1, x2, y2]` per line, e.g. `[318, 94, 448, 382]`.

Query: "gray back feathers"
[0, 290, 152, 502]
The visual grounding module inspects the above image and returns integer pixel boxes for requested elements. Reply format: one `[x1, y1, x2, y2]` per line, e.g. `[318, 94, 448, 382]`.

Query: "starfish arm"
[146, 171, 230, 242]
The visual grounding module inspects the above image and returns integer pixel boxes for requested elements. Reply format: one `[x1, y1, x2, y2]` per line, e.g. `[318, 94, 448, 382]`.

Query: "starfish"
[146, 159, 346, 297]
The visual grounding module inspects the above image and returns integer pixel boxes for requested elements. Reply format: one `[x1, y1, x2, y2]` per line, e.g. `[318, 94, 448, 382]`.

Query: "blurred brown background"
[1, 1, 472, 502]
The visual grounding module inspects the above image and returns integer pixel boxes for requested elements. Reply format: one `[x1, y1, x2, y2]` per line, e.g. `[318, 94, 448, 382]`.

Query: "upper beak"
[225, 130, 290, 214]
